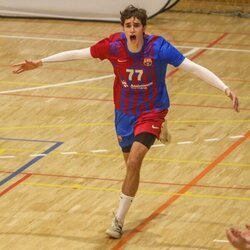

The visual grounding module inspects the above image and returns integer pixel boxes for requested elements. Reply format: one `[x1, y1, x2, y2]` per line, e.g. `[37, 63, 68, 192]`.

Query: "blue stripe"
[0, 141, 63, 186]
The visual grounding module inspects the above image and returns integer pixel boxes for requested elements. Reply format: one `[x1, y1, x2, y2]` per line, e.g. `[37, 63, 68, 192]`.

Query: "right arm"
[13, 48, 91, 74]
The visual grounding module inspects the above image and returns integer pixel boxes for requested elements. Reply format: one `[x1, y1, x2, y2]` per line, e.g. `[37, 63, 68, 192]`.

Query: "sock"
[116, 192, 134, 224]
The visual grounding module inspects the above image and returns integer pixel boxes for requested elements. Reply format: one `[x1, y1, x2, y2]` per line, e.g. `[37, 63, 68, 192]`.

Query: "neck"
[127, 37, 144, 53]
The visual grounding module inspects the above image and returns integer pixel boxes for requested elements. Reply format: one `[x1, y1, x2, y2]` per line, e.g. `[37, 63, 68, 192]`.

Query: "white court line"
[91, 149, 109, 153]
[0, 155, 15, 159]
[204, 138, 220, 142]
[0, 34, 96, 43]
[1, 34, 250, 53]
[2, 49, 194, 94]
[151, 144, 165, 148]
[229, 135, 244, 139]
[183, 48, 200, 56]
[213, 239, 229, 243]
[0, 74, 114, 94]
[177, 141, 193, 145]
[61, 152, 78, 155]
[30, 153, 47, 157]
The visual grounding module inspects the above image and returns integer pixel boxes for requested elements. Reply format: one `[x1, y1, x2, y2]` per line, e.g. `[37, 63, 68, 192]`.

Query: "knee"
[126, 157, 141, 173]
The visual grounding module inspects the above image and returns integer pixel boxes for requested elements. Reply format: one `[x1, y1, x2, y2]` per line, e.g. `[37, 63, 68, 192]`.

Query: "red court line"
[167, 33, 228, 78]
[1, 169, 249, 191]
[111, 130, 250, 250]
[0, 173, 32, 197]
[1, 93, 249, 111]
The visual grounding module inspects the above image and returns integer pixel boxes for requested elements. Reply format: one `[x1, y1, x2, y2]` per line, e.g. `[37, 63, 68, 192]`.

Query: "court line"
[0, 139, 63, 187]
[21, 181, 250, 202]
[1, 92, 249, 111]
[0, 74, 114, 94]
[1, 170, 249, 191]
[0, 173, 32, 197]
[111, 130, 250, 249]
[1, 34, 249, 52]
[2, 48, 198, 94]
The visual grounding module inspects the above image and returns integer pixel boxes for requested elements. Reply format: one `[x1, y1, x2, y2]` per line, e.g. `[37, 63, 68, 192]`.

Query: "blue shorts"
[115, 109, 168, 148]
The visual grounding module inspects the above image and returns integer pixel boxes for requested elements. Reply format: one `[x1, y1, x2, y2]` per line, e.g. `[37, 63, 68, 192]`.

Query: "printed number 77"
[126, 69, 143, 81]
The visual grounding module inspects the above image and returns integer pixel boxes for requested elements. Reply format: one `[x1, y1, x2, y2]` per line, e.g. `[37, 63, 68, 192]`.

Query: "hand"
[12, 59, 42, 74]
[225, 88, 240, 112]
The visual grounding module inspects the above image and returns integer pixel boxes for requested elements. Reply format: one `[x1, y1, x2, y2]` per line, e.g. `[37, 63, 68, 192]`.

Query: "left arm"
[178, 58, 239, 112]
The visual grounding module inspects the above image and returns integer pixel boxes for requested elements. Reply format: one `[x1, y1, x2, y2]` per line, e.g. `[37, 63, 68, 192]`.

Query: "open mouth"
[130, 35, 136, 41]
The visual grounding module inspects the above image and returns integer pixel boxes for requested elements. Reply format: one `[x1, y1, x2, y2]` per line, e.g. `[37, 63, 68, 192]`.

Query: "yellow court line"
[0, 119, 249, 131]
[0, 122, 113, 130]
[0, 147, 249, 167]
[0, 80, 110, 90]
[1, 80, 250, 99]
[23, 182, 250, 202]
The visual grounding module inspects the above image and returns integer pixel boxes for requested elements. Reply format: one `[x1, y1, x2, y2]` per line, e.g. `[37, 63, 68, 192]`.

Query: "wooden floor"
[0, 10, 249, 250]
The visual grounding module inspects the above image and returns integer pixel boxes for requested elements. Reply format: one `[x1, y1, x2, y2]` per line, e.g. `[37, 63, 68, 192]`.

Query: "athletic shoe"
[106, 215, 123, 239]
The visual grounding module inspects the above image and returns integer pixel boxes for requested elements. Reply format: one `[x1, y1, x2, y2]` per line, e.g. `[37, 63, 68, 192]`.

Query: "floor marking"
[29, 153, 47, 157]
[151, 144, 165, 148]
[112, 129, 249, 250]
[177, 141, 193, 145]
[0, 34, 96, 43]
[0, 174, 32, 197]
[229, 135, 244, 139]
[1, 34, 249, 52]
[0, 155, 15, 159]
[0, 140, 63, 186]
[0, 147, 249, 168]
[213, 239, 229, 243]
[22, 182, 250, 201]
[0, 74, 114, 94]
[183, 48, 200, 56]
[90, 149, 109, 153]
[204, 138, 220, 142]
[60, 151, 78, 155]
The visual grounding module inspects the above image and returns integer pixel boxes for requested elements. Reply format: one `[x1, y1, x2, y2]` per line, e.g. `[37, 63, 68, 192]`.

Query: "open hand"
[225, 88, 240, 112]
[13, 59, 42, 74]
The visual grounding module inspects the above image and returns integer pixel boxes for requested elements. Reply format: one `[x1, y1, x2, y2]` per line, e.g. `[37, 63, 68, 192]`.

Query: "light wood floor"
[0, 10, 249, 250]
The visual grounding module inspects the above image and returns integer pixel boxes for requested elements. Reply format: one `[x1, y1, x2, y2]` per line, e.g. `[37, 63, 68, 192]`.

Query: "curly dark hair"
[120, 5, 147, 26]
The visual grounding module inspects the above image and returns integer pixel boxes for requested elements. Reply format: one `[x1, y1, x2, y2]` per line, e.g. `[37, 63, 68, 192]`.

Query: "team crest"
[143, 58, 152, 66]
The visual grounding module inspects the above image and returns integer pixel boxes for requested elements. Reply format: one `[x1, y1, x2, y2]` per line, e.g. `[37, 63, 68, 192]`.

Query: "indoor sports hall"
[0, 0, 249, 249]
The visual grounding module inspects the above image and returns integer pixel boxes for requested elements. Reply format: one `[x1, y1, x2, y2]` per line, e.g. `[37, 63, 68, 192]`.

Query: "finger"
[13, 62, 25, 67]
[226, 229, 238, 242]
[15, 68, 24, 74]
[234, 98, 240, 112]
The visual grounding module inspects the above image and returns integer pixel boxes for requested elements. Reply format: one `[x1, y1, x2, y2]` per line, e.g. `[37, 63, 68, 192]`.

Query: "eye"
[134, 23, 141, 28]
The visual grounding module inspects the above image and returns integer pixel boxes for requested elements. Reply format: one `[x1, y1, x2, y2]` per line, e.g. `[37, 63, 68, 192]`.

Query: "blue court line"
[0, 138, 63, 186]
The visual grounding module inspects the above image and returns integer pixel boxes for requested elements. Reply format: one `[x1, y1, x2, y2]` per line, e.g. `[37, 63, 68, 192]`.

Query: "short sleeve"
[90, 37, 110, 60]
[159, 39, 185, 67]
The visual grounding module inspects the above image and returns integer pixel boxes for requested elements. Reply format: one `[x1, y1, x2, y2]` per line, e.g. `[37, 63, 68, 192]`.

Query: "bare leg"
[122, 141, 149, 197]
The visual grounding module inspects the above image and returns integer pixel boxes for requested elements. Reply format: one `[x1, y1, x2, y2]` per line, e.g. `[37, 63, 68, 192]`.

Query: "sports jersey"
[90, 32, 185, 116]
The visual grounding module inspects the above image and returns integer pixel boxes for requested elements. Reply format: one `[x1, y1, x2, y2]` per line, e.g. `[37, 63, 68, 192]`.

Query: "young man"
[13, 5, 239, 239]
[227, 225, 250, 250]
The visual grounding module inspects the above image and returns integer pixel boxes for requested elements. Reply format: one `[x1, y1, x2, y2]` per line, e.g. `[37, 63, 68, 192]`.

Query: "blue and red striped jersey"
[90, 32, 185, 115]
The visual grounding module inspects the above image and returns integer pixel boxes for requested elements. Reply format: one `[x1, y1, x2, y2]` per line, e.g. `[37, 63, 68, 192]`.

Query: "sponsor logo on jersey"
[121, 80, 129, 88]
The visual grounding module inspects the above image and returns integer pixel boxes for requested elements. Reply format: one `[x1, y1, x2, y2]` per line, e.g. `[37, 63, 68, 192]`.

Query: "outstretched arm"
[178, 58, 239, 112]
[13, 48, 91, 74]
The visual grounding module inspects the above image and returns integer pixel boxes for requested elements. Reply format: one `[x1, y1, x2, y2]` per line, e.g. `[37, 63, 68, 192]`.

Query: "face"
[123, 17, 145, 48]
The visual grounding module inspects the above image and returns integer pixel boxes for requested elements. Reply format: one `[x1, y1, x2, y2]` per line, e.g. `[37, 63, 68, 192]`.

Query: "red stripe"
[0, 173, 32, 197]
